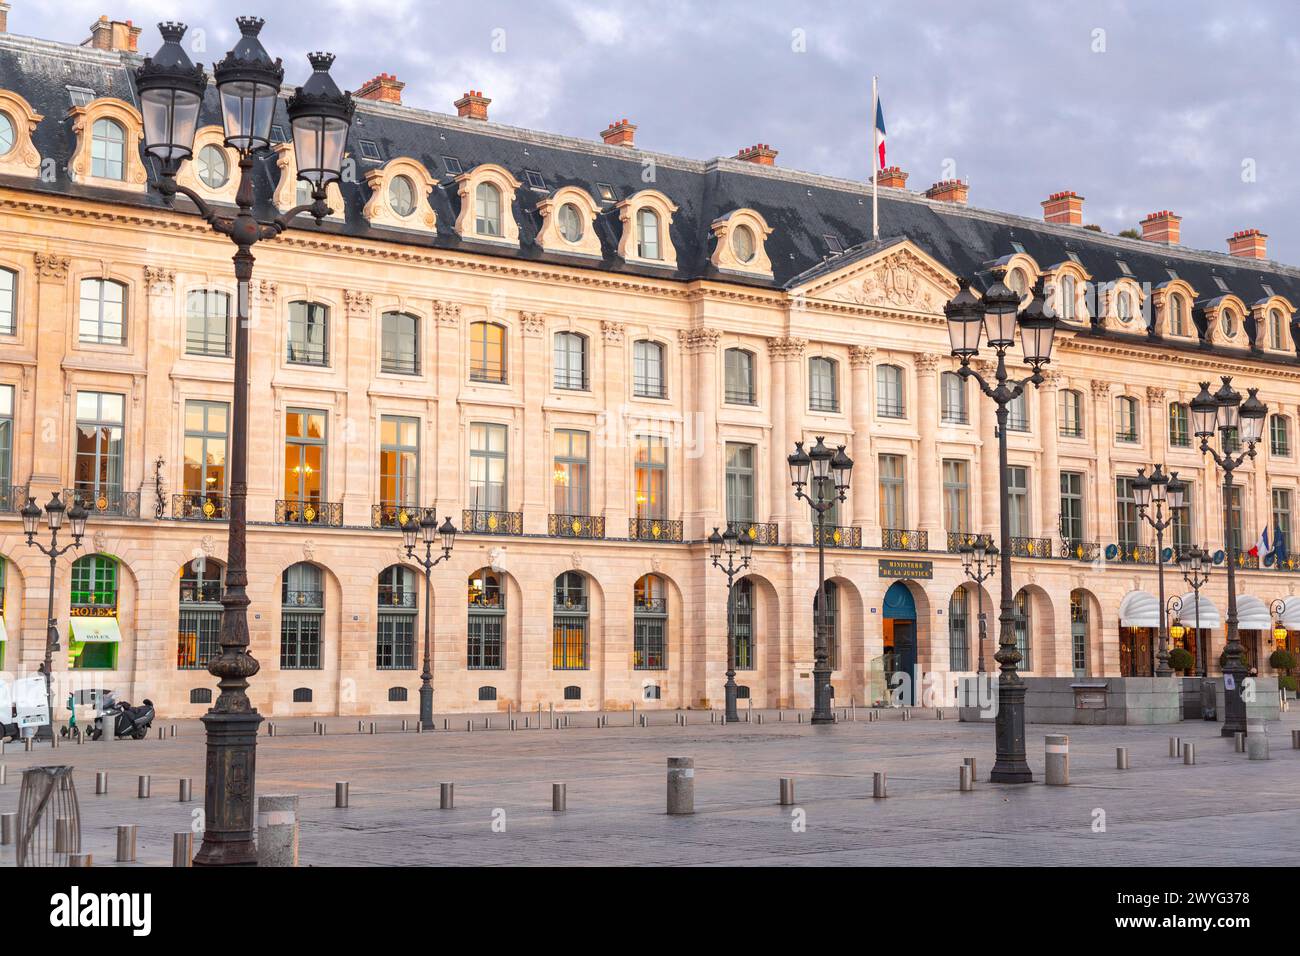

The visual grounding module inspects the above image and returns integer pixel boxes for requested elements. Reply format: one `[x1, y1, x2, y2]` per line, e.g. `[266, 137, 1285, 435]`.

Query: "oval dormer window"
[1221, 308, 1237, 338]
[558, 202, 584, 243]
[388, 175, 416, 218]
[732, 224, 756, 263]
[197, 144, 229, 189]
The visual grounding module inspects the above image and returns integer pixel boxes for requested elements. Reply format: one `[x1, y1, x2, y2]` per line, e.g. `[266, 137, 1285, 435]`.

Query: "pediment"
[789, 240, 959, 314]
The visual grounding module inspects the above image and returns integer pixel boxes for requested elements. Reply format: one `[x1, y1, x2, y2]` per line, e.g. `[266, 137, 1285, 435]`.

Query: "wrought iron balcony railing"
[180, 581, 223, 604]
[882, 528, 928, 552]
[1060, 539, 1101, 562]
[1233, 551, 1260, 570]
[629, 518, 683, 542]
[282, 589, 324, 609]
[173, 493, 226, 520]
[372, 503, 430, 529]
[1111, 543, 1158, 565]
[635, 598, 667, 614]
[554, 597, 589, 613]
[548, 513, 605, 539]
[0, 484, 28, 513]
[463, 509, 523, 536]
[276, 499, 343, 527]
[66, 488, 141, 519]
[377, 589, 418, 609]
[727, 521, 779, 546]
[812, 524, 861, 548]
[1011, 536, 1053, 559]
[946, 531, 982, 553]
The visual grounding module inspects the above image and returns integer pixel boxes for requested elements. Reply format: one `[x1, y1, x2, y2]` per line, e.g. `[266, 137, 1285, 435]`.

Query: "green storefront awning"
[70, 616, 121, 643]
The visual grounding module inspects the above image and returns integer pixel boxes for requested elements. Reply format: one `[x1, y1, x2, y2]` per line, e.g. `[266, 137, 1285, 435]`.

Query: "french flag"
[1250, 526, 1269, 558]
[874, 96, 887, 171]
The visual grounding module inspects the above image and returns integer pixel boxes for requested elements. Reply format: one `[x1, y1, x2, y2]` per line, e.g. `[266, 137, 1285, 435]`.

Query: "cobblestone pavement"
[2, 708, 1297, 867]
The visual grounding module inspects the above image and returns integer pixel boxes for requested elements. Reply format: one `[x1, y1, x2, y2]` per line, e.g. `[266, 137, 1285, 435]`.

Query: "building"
[0, 14, 1298, 720]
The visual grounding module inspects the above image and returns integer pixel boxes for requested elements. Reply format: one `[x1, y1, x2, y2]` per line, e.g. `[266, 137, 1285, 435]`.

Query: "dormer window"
[453, 164, 523, 246]
[91, 118, 125, 180]
[0, 113, 15, 156]
[709, 208, 774, 277]
[1007, 267, 1028, 299]
[636, 208, 661, 259]
[1169, 292, 1188, 335]
[475, 182, 502, 236]
[196, 144, 229, 189]
[1116, 289, 1134, 325]
[1220, 308, 1238, 339]
[388, 175, 416, 218]
[1269, 308, 1288, 350]
[1059, 274, 1077, 322]
[558, 203, 583, 243]
[615, 190, 678, 266]
[732, 224, 755, 263]
[358, 140, 382, 161]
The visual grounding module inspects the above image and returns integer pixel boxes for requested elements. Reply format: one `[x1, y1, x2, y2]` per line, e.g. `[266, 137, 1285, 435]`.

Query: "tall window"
[1116, 289, 1135, 326]
[724, 348, 756, 405]
[1116, 477, 1140, 551]
[468, 568, 505, 669]
[1272, 488, 1293, 553]
[91, 118, 125, 180]
[1169, 292, 1187, 335]
[1007, 466, 1029, 538]
[819, 581, 840, 670]
[1060, 471, 1085, 545]
[281, 563, 323, 669]
[553, 572, 588, 670]
[469, 422, 508, 512]
[876, 364, 905, 418]
[1271, 415, 1291, 457]
[1007, 392, 1029, 431]
[634, 435, 668, 520]
[1172, 482, 1194, 552]
[0, 267, 14, 335]
[376, 565, 416, 669]
[552, 429, 589, 515]
[733, 577, 754, 669]
[634, 574, 667, 669]
[469, 321, 507, 383]
[1070, 591, 1088, 676]
[1168, 403, 1191, 448]
[474, 182, 502, 236]
[725, 442, 756, 525]
[69, 555, 118, 669]
[73, 392, 124, 505]
[879, 453, 906, 530]
[177, 558, 223, 669]
[1269, 310, 1287, 350]
[636, 208, 661, 259]
[553, 331, 587, 390]
[942, 459, 969, 534]
[185, 290, 230, 357]
[633, 340, 666, 398]
[809, 357, 839, 413]
[380, 311, 419, 375]
[79, 278, 125, 344]
[940, 371, 967, 424]
[1058, 389, 1083, 438]
[0, 384, 12, 493]
[1228, 486, 1244, 554]
[1059, 274, 1076, 322]
[284, 408, 327, 509]
[1116, 395, 1140, 443]
[183, 400, 229, 512]
[287, 301, 329, 366]
[948, 588, 969, 672]
[379, 415, 419, 515]
[1013, 590, 1031, 670]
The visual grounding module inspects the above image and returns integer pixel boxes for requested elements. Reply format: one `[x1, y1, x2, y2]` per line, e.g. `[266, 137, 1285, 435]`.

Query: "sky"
[11, 0, 1300, 264]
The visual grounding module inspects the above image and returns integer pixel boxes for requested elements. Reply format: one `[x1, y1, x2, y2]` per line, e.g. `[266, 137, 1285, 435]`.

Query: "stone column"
[1040, 371, 1063, 544]
[246, 279, 279, 523]
[340, 290, 374, 522]
[768, 337, 807, 541]
[29, 253, 71, 487]
[142, 267, 176, 521]
[680, 327, 721, 540]
[432, 302, 462, 519]
[600, 321, 628, 533]
[1146, 385, 1167, 470]
[916, 353, 942, 540]
[848, 345, 876, 536]
[976, 359, 999, 538]
[1090, 381, 1114, 547]
[520, 312, 548, 535]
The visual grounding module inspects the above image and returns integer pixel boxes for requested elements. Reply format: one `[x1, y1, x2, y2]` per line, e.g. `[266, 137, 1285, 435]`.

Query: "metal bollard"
[1183, 742, 1196, 765]
[24, 737, 32, 752]
[416, 721, 423, 734]
[511, 719, 517, 731]
[466, 720, 473, 732]
[440, 782, 454, 809]
[69, 853, 92, 867]
[258, 794, 299, 867]
[0, 811, 14, 844]
[666, 757, 695, 814]
[938, 709, 944, 720]
[797, 713, 804, 724]
[757, 713, 764, 725]
[640, 714, 647, 728]
[402, 720, 408, 732]
[1116, 747, 1130, 770]
[1169, 736, 1181, 758]
[95, 771, 108, 795]
[963, 756, 977, 784]
[872, 771, 887, 798]
[54, 817, 74, 852]
[358, 721, 364, 733]
[268, 723, 275, 737]
[170, 724, 176, 738]
[959, 765, 973, 792]
[116, 824, 137, 862]
[157, 727, 164, 740]
[552, 783, 567, 812]
[335, 781, 349, 808]
[137, 775, 151, 798]
[1234, 731, 1246, 753]
[1292, 729, 1300, 749]
[172, 832, 192, 867]
[369, 722, 376, 735]
[179, 778, 192, 802]
[1045, 735, 1069, 785]
[0, 764, 5, 785]
[779, 777, 795, 806]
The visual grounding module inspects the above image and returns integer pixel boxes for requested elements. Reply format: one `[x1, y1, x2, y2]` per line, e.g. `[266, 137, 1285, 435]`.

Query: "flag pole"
[871, 75, 879, 241]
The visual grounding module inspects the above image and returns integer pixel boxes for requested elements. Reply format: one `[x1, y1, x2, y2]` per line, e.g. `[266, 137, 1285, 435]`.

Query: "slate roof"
[3, 30, 1300, 364]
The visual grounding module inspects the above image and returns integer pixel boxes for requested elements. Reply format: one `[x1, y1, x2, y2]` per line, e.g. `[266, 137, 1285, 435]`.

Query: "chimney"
[85, 16, 141, 52]
[735, 143, 778, 165]
[1227, 228, 1267, 260]
[1139, 210, 1181, 245]
[925, 179, 969, 205]
[356, 73, 405, 105]
[0, 3, 11, 34]
[454, 90, 491, 121]
[1042, 190, 1085, 225]
[601, 119, 637, 148]
[874, 165, 908, 188]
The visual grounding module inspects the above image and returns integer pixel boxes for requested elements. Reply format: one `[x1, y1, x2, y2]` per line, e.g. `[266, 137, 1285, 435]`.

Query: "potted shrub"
[1269, 649, 1296, 697]
[1168, 647, 1195, 675]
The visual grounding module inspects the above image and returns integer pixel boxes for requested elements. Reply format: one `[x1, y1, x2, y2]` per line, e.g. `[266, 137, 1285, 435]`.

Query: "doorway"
[883, 581, 917, 705]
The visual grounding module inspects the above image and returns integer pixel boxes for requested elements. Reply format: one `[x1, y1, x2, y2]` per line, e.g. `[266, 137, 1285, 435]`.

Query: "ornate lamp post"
[1133, 465, 1187, 676]
[944, 273, 1058, 783]
[1190, 377, 1268, 737]
[402, 513, 458, 730]
[708, 525, 754, 722]
[788, 436, 853, 724]
[959, 535, 997, 674]
[1177, 546, 1212, 677]
[1268, 599, 1289, 655]
[136, 19, 355, 866]
[20, 493, 89, 741]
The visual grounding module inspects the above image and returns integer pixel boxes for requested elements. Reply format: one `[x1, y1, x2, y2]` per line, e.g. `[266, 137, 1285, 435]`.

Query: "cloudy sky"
[12, 0, 1300, 263]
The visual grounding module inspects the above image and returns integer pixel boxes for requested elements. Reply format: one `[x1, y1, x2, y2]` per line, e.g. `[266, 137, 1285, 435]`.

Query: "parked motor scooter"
[88, 691, 155, 740]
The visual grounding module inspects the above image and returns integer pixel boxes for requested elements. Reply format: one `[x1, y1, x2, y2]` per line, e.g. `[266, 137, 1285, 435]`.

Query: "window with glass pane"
[1271, 415, 1291, 456]
[281, 565, 323, 669]
[1172, 482, 1193, 552]
[91, 118, 125, 180]
[1272, 488, 1292, 553]
[1116, 476, 1139, 550]
[940, 372, 966, 424]
[469, 422, 508, 512]
[1060, 471, 1084, 544]
[284, 408, 327, 505]
[0, 384, 12, 492]
[468, 568, 505, 669]
[734, 577, 754, 669]
[1168, 403, 1190, 448]
[879, 454, 905, 530]
[1169, 293, 1186, 335]
[1007, 391, 1029, 431]
[725, 442, 756, 524]
[876, 364, 904, 418]
[185, 290, 230, 357]
[809, 357, 839, 413]
[177, 559, 223, 670]
[0, 268, 15, 335]
[380, 312, 419, 374]
[1221, 425, 1241, 455]
[1059, 275, 1076, 322]
[819, 581, 840, 670]
[633, 574, 667, 669]
[376, 566, 416, 669]
[724, 348, 756, 405]
[1270, 310, 1287, 350]
[1013, 591, 1031, 670]
[379, 415, 419, 509]
[183, 401, 228, 504]
[79, 279, 125, 344]
[636, 208, 661, 259]
[1007, 466, 1030, 537]
[942, 459, 969, 534]
[74, 392, 124, 502]
[634, 435, 667, 520]
[553, 571, 587, 670]
[1059, 389, 1083, 438]
[633, 340, 666, 398]
[475, 182, 502, 236]
[553, 429, 589, 515]
[551, 331, 587, 390]
[1116, 396, 1139, 442]
[71, 554, 118, 669]
[469, 322, 507, 383]
[1228, 486, 1243, 554]
[287, 301, 329, 365]
[948, 588, 969, 671]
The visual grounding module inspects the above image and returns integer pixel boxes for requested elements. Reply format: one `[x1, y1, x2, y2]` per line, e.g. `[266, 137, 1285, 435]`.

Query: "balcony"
[0, 484, 28, 513]
[549, 514, 605, 539]
[945, 531, 982, 553]
[173, 493, 226, 520]
[463, 509, 523, 536]
[882, 528, 928, 552]
[1011, 536, 1053, 559]
[628, 518, 683, 542]
[813, 524, 861, 548]
[372, 503, 430, 529]
[1061, 539, 1101, 562]
[726, 520, 779, 546]
[378, 589, 418, 609]
[283, 589, 324, 609]
[1112, 543, 1157, 565]
[1233, 552, 1260, 570]
[66, 488, 141, 519]
[180, 580, 222, 604]
[276, 499, 343, 527]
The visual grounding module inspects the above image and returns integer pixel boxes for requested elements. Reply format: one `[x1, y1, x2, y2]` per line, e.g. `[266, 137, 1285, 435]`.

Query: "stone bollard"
[779, 777, 795, 806]
[1168, 736, 1181, 758]
[872, 771, 887, 798]
[172, 832, 192, 868]
[402, 720, 408, 732]
[959, 765, 973, 792]
[1116, 747, 1130, 770]
[69, 853, 92, 867]
[369, 723, 376, 735]
[335, 782, 349, 808]
[0, 764, 5, 785]
[95, 771, 108, 795]
[552, 783, 567, 812]
[258, 794, 300, 867]
[357, 721, 364, 733]
[24, 737, 32, 752]
[1234, 731, 1246, 753]
[1292, 729, 1300, 750]
[268, 723, 275, 737]
[116, 824, 137, 863]
[1248, 734, 1270, 761]
[440, 782, 454, 809]
[666, 757, 695, 815]
[0, 811, 14, 844]
[963, 757, 977, 784]
[757, 713, 764, 725]
[1045, 735, 1069, 786]
[179, 778, 192, 802]
[1183, 742, 1196, 765]
[137, 775, 151, 799]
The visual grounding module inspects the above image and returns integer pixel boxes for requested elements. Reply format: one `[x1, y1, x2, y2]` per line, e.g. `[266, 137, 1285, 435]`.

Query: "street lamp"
[136, 18, 355, 866]
[21, 493, 89, 741]
[1176, 545, 1212, 677]
[1190, 376, 1268, 738]
[1268, 599, 1288, 652]
[945, 272, 1058, 784]
[402, 512, 457, 730]
[708, 525, 753, 722]
[788, 436, 853, 724]
[959, 535, 998, 675]
[1133, 465, 1187, 676]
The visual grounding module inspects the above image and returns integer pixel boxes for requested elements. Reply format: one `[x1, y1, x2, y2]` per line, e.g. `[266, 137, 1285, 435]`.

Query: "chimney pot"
[925, 179, 969, 205]
[1042, 190, 1085, 225]
[84, 15, 141, 51]
[1139, 210, 1181, 245]
[874, 165, 908, 188]
[454, 91, 491, 121]
[1227, 228, 1267, 259]
[601, 119, 637, 148]
[0, 3, 12, 34]
[356, 73, 406, 105]
[736, 143, 778, 165]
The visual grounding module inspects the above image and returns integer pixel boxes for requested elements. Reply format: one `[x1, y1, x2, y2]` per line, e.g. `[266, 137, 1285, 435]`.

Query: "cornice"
[1057, 334, 1300, 381]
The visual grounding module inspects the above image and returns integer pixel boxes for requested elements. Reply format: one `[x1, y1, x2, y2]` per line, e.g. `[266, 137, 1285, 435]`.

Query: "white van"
[0, 675, 50, 739]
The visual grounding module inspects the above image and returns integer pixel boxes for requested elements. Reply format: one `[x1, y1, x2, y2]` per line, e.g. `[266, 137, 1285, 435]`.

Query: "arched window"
[1168, 292, 1187, 335]
[178, 557, 224, 670]
[474, 181, 502, 236]
[948, 587, 970, 671]
[636, 207, 661, 259]
[69, 554, 120, 670]
[940, 371, 967, 424]
[377, 565, 416, 669]
[552, 571, 588, 670]
[1116, 395, 1140, 443]
[281, 563, 323, 670]
[469, 321, 507, 383]
[810, 356, 839, 413]
[78, 278, 126, 345]
[876, 363, 904, 418]
[1013, 589, 1031, 670]
[633, 574, 667, 669]
[381, 311, 420, 375]
[1007, 267, 1028, 301]
[1116, 289, 1134, 325]
[734, 577, 755, 670]
[468, 568, 504, 669]
[553, 331, 588, 390]
[724, 348, 756, 405]
[1269, 309, 1288, 351]
[815, 581, 840, 671]
[1058, 274, 1077, 322]
[91, 118, 125, 180]
[0, 111, 14, 156]
[1070, 590, 1089, 677]
[1059, 389, 1083, 438]
[287, 301, 329, 366]
[633, 340, 666, 398]
[0, 267, 16, 336]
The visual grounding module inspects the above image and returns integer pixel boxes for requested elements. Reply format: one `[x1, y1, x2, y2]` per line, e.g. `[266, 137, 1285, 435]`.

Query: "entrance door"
[893, 621, 916, 704]
[1070, 592, 1088, 678]
[1120, 627, 1153, 677]
[882, 582, 918, 705]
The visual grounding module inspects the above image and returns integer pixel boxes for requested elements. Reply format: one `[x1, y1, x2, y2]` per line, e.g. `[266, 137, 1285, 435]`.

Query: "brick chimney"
[925, 179, 969, 205]
[0, 3, 11, 34]
[85, 16, 141, 52]
[874, 165, 908, 188]
[601, 119, 637, 147]
[1227, 228, 1267, 260]
[1042, 190, 1084, 225]
[735, 143, 778, 165]
[454, 91, 491, 121]
[1139, 210, 1181, 245]
[356, 73, 405, 105]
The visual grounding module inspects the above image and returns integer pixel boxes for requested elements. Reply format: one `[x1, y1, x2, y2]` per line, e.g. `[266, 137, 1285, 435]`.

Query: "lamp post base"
[811, 664, 834, 724]
[193, 709, 263, 867]
[724, 675, 739, 723]
[991, 680, 1033, 784]
[1220, 665, 1248, 737]
[419, 682, 434, 731]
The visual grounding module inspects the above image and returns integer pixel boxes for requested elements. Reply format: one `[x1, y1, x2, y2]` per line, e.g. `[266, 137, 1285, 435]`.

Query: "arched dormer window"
[176, 127, 238, 203]
[476, 182, 502, 236]
[362, 157, 438, 234]
[91, 118, 125, 181]
[274, 143, 344, 220]
[709, 208, 774, 277]
[1205, 295, 1248, 347]
[453, 164, 522, 246]
[615, 190, 679, 268]
[536, 186, 602, 258]
[636, 208, 660, 259]
[1269, 308, 1288, 351]
[1058, 274, 1077, 322]
[1169, 292, 1188, 336]
[69, 97, 146, 191]
[0, 89, 44, 180]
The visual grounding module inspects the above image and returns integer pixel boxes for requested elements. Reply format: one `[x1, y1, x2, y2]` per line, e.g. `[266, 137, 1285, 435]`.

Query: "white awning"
[1118, 590, 1159, 628]
[1281, 597, 1300, 630]
[1235, 595, 1271, 631]
[1176, 593, 1220, 629]
[0, 617, 6, 642]
[69, 616, 121, 643]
